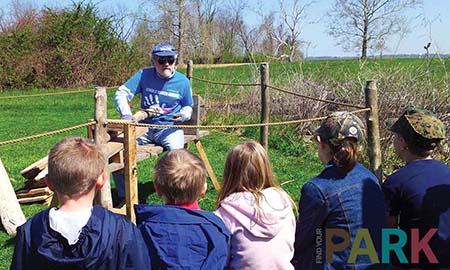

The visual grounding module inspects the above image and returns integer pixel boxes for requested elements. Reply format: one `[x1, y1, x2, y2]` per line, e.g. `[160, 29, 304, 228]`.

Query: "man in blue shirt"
[113, 43, 193, 205]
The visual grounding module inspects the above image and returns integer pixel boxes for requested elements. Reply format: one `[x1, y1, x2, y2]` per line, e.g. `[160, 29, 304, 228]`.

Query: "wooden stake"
[94, 87, 113, 209]
[364, 81, 383, 182]
[260, 63, 269, 151]
[187, 60, 193, 86]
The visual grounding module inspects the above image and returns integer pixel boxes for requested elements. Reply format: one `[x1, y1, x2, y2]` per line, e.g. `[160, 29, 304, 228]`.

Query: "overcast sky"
[1, 0, 449, 57]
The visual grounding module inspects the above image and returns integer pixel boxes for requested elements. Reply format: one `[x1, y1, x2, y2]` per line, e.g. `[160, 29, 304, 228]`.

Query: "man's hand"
[171, 113, 186, 122]
[172, 106, 192, 122]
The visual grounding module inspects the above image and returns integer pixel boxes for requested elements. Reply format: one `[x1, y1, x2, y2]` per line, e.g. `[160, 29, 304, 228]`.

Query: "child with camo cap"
[382, 108, 450, 269]
[293, 111, 385, 270]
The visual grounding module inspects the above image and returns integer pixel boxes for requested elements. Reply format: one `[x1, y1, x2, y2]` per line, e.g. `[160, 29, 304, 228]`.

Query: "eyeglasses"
[156, 56, 175, 65]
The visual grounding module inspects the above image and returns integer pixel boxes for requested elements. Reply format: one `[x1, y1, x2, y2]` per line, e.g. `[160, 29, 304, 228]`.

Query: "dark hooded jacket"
[11, 205, 150, 270]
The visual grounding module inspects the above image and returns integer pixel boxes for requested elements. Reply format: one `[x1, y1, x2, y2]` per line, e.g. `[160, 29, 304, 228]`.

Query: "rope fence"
[266, 84, 366, 109]
[191, 76, 261, 87]
[0, 86, 117, 100]
[0, 108, 371, 147]
[0, 121, 96, 146]
[190, 76, 366, 109]
[108, 108, 370, 129]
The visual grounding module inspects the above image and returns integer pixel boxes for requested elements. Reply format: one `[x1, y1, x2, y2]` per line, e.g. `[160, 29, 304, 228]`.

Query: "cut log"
[0, 159, 26, 235]
[17, 194, 52, 204]
[34, 167, 48, 181]
[23, 179, 47, 189]
[16, 187, 53, 199]
[20, 156, 48, 180]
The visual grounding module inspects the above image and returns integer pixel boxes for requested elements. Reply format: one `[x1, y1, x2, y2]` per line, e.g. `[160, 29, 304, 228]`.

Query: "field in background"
[0, 57, 449, 269]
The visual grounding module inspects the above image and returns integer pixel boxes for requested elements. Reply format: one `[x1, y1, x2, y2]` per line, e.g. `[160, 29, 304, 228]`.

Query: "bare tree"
[189, 0, 220, 63]
[236, 21, 259, 59]
[375, 37, 386, 58]
[143, 0, 191, 64]
[215, 0, 246, 60]
[256, 0, 312, 61]
[257, 14, 274, 56]
[130, 17, 160, 65]
[328, 0, 422, 60]
[276, 0, 312, 61]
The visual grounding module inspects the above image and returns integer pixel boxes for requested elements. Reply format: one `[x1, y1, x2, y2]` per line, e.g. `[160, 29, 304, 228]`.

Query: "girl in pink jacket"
[215, 140, 296, 270]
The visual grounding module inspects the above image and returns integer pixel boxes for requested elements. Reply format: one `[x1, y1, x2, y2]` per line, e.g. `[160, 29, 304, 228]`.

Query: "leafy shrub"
[0, 2, 138, 90]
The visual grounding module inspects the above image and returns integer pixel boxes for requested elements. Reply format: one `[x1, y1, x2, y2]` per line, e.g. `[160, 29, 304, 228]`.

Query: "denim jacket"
[293, 161, 386, 270]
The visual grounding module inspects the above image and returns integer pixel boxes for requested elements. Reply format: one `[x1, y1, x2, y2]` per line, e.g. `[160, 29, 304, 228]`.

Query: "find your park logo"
[315, 228, 440, 266]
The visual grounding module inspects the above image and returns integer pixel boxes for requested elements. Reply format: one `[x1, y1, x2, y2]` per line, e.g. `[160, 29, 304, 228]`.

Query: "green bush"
[0, 2, 138, 90]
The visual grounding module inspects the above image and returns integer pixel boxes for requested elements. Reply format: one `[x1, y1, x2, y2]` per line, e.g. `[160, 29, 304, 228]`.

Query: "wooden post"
[364, 81, 383, 182]
[94, 87, 113, 209]
[260, 63, 269, 150]
[187, 60, 193, 86]
[124, 123, 138, 222]
[0, 159, 26, 235]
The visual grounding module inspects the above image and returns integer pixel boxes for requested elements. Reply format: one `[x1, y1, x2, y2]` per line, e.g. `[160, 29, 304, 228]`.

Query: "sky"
[1, 0, 449, 58]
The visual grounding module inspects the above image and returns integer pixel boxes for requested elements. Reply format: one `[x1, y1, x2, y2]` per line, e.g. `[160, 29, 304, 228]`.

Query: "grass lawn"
[0, 64, 325, 269]
[1, 58, 448, 269]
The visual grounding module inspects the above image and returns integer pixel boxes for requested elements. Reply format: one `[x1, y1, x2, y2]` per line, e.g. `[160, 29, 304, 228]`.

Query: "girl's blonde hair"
[217, 141, 295, 214]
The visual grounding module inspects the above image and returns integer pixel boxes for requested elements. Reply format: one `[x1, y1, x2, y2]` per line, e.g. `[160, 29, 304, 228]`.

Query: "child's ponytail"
[329, 138, 359, 174]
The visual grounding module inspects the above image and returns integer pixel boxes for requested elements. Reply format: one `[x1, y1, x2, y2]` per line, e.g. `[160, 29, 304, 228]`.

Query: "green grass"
[0, 64, 324, 269]
[1, 57, 448, 269]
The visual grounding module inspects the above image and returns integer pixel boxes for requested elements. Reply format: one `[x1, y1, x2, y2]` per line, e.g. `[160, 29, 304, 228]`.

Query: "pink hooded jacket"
[215, 187, 296, 270]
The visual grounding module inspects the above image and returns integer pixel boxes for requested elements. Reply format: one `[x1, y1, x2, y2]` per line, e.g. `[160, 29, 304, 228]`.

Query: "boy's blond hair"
[47, 137, 106, 197]
[153, 149, 206, 204]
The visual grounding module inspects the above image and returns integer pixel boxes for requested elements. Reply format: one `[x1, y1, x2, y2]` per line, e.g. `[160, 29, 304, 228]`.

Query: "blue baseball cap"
[152, 43, 177, 57]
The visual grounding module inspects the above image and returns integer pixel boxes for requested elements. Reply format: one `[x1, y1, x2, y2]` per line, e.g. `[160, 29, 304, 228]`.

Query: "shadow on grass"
[111, 181, 156, 205]
[138, 181, 156, 203]
[0, 233, 16, 248]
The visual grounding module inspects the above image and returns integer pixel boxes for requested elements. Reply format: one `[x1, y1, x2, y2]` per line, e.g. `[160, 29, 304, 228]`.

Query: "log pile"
[16, 156, 53, 205]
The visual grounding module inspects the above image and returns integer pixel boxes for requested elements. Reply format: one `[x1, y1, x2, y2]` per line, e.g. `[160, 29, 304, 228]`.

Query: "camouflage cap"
[388, 107, 446, 140]
[316, 111, 365, 144]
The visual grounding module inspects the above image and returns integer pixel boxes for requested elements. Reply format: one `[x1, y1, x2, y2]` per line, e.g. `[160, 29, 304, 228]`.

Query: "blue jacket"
[11, 205, 150, 270]
[382, 159, 450, 268]
[294, 162, 386, 270]
[135, 204, 231, 270]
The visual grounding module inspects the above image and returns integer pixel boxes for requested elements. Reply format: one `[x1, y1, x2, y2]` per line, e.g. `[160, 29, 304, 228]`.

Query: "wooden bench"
[105, 95, 218, 220]
[20, 95, 218, 222]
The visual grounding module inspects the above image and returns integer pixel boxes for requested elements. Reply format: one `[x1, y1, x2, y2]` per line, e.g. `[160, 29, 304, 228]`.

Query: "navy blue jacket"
[135, 204, 231, 270]
[11, 205, 150, 270]
[382, 159, 450, 268]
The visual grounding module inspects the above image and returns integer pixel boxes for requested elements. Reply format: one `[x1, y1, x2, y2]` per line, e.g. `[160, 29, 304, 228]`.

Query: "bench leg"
[194, 140, 220, 190]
